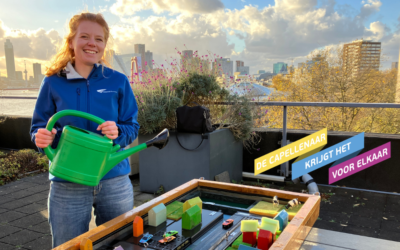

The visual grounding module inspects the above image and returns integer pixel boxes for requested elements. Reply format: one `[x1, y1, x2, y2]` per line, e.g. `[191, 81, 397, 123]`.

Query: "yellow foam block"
[249, 201, 284, 217]
[240, 220, 259, 232]
[250, 201, 303, 219]
[260, 217, 279, 234]
[183, 196, 202, 213]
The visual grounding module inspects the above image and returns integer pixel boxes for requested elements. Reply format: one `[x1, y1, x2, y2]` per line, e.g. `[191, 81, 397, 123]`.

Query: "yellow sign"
[254, 128, 328, 175]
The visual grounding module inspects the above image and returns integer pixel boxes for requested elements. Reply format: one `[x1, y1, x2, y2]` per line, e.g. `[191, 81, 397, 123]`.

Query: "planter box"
[55, 179, 320, 250]
[138, 128, 243, 193]
[127, 138, 139, 176]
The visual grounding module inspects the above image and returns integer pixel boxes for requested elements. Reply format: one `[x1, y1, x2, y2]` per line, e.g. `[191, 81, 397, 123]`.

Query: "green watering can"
[44, 110, 169, 186]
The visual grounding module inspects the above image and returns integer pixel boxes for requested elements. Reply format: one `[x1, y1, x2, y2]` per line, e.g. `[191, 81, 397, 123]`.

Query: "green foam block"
[167, 206, 183, 221]
[166, 201, 183, 216]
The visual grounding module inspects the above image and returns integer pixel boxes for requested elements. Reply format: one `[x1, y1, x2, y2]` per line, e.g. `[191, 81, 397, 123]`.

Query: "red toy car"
[222, 219, 234, 229]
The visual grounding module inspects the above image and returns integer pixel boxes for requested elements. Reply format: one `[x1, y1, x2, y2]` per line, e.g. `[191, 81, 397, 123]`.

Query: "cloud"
[358, 0, 382, 21]
[208, 3, 366, 59]
[1, 0, 397, 76]
[366, 21, 390, 41]
[110, 14, 234, 59]
[110, 0, 224, 16]
[0, 20, 62, 77]
[0, 20, 62, 61]
[106, 0, 399, 73]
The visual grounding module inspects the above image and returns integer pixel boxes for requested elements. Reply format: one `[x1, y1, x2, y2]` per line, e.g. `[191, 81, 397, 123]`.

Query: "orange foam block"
[133, 216, 143, 237]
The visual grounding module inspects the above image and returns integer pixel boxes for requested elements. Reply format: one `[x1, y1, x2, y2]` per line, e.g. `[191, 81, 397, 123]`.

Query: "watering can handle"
[43, 110, 112, 161]
[45, 110, 106, 132]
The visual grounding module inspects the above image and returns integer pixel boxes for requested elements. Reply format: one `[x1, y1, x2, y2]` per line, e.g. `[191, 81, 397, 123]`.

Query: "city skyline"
[0, 0, 400, 78]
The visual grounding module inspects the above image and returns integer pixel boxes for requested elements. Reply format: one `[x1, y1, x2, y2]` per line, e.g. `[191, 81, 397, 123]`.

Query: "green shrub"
[132, 49, 266, 149]
[0, 149, 48, 186]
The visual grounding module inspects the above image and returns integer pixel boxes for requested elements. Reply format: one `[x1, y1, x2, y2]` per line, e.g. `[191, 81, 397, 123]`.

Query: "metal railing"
[252, 101, 400, 178]
[0, 96, 37, 99]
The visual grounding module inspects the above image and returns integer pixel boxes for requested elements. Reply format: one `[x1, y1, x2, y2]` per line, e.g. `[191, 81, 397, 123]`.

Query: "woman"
[30, 12, 139, 248]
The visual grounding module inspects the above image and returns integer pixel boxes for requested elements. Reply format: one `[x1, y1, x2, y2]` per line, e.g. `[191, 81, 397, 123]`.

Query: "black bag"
[175, 102, 215, 151]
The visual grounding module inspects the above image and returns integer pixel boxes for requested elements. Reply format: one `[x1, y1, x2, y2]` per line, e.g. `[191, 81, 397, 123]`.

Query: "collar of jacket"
[64, 61, 102, 80]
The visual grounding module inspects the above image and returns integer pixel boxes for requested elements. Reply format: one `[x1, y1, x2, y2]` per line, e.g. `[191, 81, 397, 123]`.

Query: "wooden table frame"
[54, 179, 320, 250]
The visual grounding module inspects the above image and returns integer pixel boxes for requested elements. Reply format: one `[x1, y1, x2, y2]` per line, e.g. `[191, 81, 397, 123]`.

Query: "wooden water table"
[53, 179, 320, 250]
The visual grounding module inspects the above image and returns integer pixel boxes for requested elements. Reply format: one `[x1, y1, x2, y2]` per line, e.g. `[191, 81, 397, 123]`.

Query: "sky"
[0, 0, 399, 77]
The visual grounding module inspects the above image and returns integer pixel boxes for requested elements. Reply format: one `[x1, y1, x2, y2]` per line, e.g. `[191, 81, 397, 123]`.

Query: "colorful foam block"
[260, 217, 279, 234]
[240, 220, 259, 232]
[133, 216, 143, 237]
[238, 245, 258, 250]
[257, 229, 273, 250]
[166, 201, 183, 216]
[232, 235, 253, 248]
[242, 231, 257, 245]
[249, 201, 283, 217]
[273, 210, 289, 231]
[182, 204, 202, 230]
[168, 206, 183, 221]
[183, 196, 203, 213]
[148, 203, 167, 227]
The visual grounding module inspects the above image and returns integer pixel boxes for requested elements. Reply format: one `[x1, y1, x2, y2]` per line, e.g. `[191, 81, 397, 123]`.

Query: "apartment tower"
[33, 63, 42, 84]
[134, 44, 146, 70]
[4, 39, 16, 80]
[343, 39, 381, 76]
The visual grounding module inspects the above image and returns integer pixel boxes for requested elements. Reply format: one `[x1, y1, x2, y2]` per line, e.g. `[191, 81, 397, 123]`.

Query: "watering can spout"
[105, 129, 170, 175]
[145, 128, 169, 149]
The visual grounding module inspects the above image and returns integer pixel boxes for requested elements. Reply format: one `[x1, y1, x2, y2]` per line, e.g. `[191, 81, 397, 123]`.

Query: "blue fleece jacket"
[30, 62, 140, 182]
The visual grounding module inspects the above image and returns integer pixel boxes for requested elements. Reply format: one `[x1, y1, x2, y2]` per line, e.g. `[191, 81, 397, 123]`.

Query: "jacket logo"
[97, 89, 117, 93]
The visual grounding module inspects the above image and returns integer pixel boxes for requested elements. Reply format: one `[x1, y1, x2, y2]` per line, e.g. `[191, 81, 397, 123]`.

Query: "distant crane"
[24, 60, 28, 86]
[130, 57, 139, 85]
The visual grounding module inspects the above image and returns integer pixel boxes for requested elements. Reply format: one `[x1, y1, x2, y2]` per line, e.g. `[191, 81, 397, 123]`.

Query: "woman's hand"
[35, 128, 57, 148]
[97, 121, 119, 140]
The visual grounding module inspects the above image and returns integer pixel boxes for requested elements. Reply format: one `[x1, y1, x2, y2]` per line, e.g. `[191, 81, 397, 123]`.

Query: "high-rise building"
[343, 39, 381, 75]
[273, 62, 287, 74]
[4, 39, 16, 80]
[392, 62, 398, 70]
[237, 66, 249, 75]
[134, 44, 146, 70]
[212, 58, 233, 77]
[145, 50, 153, 70]
[182, 50, 193, 60]
[180, 50, 194, 69]
[257, 70, 266, 74]
[33, 63, 42, 84]
[236, 61, 244, 72]
[15, 71, 23, 80]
